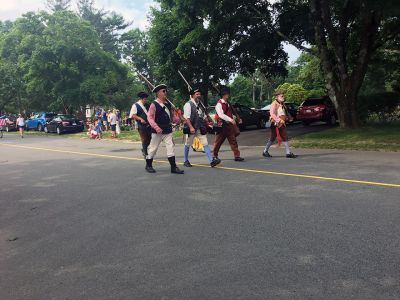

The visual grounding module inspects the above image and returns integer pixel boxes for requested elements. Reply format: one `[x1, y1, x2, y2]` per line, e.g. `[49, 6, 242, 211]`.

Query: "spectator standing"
[95, 117, 102, 139]
[16, 114, 25, 138]
[102, 109, 108, 131]
[108, 110, 117, 138]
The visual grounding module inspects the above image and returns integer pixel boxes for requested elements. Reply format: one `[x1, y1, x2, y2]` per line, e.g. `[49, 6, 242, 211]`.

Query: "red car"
[297, 97, 338, 126]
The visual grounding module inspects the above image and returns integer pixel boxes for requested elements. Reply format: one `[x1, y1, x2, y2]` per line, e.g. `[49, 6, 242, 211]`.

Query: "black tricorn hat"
[152, 84, 167, 93]
[137, 91, 149, 99]
[189, 86, 201, 95]
[219, 86, 230, 97]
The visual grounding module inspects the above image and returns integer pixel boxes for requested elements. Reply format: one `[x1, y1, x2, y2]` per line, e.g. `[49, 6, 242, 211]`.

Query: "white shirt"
[16, 117, 25, 126]
[215, 99, 234, 123]
[108, 113, 117, 125]
[183, 98, 204, 119]
[130, 100, 148, 118]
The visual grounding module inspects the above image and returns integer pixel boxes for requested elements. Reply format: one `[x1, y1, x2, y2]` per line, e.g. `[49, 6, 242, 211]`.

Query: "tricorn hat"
[137, 91, 149, 99]
[273, 89, 285, 96]
[152, 84, 167, 93]
[189, 86, 201, 95]
[219, 86, 230, 97]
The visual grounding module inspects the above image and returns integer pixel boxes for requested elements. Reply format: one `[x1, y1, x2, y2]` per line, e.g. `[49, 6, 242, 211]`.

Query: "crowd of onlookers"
[86, 108, 123, 140]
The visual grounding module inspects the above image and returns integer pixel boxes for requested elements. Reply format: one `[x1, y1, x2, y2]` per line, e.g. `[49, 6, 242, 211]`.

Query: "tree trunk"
[335, 91, 359, 128]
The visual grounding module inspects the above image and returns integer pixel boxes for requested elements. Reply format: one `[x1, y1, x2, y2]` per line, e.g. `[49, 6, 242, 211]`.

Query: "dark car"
[45, 115, 84, 134]
[233, 104, 268, 129]
[285, 102, 299, 121]
[208, 104, 267, 130]
[297, 97, 337, 126]
[0, 115, 17, 132]
[25, 112, 57, 131]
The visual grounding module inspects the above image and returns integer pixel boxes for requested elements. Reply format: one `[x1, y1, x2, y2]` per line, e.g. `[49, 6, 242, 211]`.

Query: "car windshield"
[45, 113, 57, 118]
[302, 98, 325, 106]
[59, 115, 76, 120]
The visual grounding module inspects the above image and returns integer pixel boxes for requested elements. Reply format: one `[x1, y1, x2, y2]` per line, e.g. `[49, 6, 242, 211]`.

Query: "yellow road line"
[1, 143, 399, 188]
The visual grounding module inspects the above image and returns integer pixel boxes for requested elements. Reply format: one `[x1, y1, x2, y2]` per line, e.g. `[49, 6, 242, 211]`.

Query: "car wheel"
[56, 127, 61, 135]
[44, 126, 48, 133]
[327, 114, 336, 125]
[257, 118, 266, 129]
[37, 124, 43, 131]
[302, 121, 310, 126]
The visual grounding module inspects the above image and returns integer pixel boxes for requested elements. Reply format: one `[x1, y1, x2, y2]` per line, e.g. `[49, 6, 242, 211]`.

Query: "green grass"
[7, 129, 184, 141]
[291, 123, 400, 152]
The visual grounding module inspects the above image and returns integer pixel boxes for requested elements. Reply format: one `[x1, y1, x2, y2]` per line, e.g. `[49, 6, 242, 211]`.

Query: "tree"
[276, 83, 308, 104]
[148, 0, 287, 105]
[46, 0, 71, 12]
[77, 0, 130, 59]
[271, 0, 400, 127]
[287, 51, 326, 97]
[121, 29, 156, 81]
[0, 11, 133, 114]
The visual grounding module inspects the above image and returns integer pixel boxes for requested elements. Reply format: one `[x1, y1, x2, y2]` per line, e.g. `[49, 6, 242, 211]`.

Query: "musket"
[136, 71, 185, 123]
[210, 82, 242, 123]
[177, 70, 213, 123]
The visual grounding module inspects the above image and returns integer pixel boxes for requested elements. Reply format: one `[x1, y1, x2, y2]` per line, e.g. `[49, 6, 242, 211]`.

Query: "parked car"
[0, 115, 17, 132]
[208, 103, 268, 130]
[296, 96, 337, 125]
[44, 115, 84, 134]
[25, 112, 57, 131]
[257, 102, 298, 123]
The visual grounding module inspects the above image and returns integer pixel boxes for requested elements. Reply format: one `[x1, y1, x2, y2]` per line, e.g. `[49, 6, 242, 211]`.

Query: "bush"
[358, 92, 400, 123]
[120, 125, 133, 131]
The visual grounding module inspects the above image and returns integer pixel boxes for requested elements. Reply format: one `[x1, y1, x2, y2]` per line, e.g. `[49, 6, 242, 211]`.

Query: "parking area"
[1, 134, 400, 299]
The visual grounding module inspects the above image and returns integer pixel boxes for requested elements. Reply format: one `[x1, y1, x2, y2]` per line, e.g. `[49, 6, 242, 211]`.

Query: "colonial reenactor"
[183, 87, 221, 168]
[130, 92, 151, 157]
[212, 86, 244, 162]
[145, 84, 184, 174]
[263, 90, 297, 158]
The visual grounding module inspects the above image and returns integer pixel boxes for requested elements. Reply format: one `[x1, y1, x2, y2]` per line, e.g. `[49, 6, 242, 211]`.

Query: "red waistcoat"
[216, 99, 233, 119]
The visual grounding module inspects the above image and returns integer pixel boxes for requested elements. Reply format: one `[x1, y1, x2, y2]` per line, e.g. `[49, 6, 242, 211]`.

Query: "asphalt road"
[1, 132, 400, 300]
[237, 122, 335, 146]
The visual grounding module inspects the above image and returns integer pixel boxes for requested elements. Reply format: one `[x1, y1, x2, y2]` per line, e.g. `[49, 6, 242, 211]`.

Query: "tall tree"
[270, 0, 400, 127]
[46, 0, 71, 12]
[148, 0, 287, 105]
[121, 29, 156, 82]
[77, 0, 130, 59]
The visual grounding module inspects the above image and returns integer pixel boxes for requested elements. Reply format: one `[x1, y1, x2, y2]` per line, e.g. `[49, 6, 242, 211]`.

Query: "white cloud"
[0, 0, 46, 21]
[0, 0, 156, 30]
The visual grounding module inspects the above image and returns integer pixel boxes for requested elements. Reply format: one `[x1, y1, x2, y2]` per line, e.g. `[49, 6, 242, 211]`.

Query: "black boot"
[168, 156, 184, 174]
[142, 144, 148, 157]
[145, 158, 156, 173]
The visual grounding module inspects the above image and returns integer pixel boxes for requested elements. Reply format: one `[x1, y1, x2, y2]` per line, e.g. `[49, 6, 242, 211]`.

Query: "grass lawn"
[8, 129, 184, 141]
[291, 123, 400, 152]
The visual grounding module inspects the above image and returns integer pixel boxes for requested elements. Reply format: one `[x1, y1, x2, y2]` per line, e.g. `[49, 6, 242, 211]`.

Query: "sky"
[0, 0, 301, 63]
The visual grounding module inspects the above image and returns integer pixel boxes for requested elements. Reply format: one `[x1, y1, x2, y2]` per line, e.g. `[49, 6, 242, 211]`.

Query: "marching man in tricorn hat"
[212, 86, 244, 162]
[130, 91, 151, 157]
[145, 84, 184, 174]
[182, 87, 221, 168]
[263, 90, 297, 158]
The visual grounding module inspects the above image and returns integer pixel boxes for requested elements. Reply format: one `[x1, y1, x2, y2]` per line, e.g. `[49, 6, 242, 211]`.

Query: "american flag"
[0, 119, 7, 126]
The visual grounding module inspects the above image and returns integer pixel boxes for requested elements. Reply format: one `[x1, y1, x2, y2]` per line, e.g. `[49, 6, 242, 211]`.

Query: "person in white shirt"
[212, 86, 244, 162]
[182, 87, 221, 168]
[130, 92, 152, 157]
[108, 110, 117, 138]
[16, 114, 25, 138]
